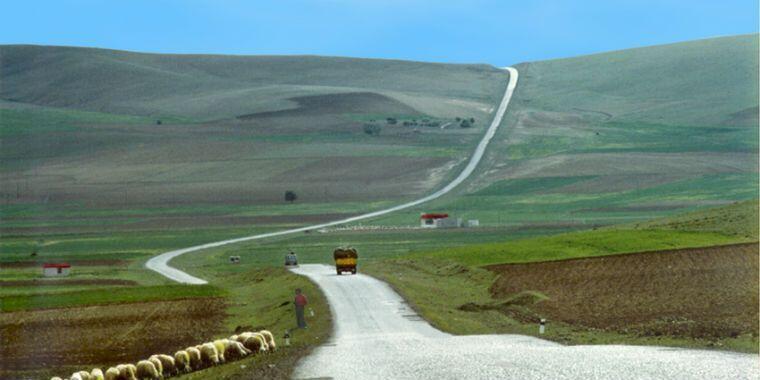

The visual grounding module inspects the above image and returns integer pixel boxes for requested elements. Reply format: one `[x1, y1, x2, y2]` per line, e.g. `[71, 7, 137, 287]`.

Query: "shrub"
[363, 123, 382, 135]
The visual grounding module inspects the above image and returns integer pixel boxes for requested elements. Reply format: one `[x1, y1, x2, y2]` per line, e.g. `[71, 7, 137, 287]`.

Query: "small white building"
[43, 263, 71, 277]
[420, 213, 463, 228]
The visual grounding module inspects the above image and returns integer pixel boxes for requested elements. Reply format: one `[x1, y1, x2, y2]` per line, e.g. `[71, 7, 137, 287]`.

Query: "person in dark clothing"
[295, 288, 308, 328]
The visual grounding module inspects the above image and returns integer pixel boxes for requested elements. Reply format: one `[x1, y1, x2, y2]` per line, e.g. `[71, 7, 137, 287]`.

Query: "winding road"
[291, 264, 759, 380]
[145, 67, 518, 284]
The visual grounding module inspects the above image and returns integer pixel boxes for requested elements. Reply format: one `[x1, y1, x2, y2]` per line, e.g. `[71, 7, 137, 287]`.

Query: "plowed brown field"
[0, 297, 225, 375]
[487, 243, 759, 339]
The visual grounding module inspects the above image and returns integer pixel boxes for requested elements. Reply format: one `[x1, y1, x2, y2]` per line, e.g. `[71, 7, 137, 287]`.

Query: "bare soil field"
[487, 243, 759, 340]
[0, 298, 225, 375]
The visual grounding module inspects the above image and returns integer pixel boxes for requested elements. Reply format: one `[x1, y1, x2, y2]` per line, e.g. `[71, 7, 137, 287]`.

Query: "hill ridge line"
[145, 67, 519, 284]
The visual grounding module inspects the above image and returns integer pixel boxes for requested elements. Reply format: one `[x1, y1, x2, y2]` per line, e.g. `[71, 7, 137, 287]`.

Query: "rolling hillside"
[374, 34, 759, 230]
[0, 46, 509, 237]
[0, 45, 506, 120]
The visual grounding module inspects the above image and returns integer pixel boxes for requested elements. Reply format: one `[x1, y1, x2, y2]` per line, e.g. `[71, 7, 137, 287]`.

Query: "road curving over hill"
[290, 264, 759, 380]
[146, 67, 518, 284]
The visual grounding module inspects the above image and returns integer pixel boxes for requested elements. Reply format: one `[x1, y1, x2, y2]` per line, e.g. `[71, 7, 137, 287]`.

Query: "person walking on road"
[295, 288, 308, 328]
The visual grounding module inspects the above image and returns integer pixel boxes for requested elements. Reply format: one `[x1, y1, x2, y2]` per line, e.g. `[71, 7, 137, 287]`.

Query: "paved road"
[145, 67, 518, 284]
[291, 264, 759, 380]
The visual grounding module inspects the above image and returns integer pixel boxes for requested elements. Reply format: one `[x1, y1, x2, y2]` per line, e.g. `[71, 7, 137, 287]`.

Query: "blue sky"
[2, 0, 757, 65]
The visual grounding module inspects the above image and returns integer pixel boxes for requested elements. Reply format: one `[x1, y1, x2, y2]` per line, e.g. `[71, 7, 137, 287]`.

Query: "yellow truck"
[333, 247, 358, 275]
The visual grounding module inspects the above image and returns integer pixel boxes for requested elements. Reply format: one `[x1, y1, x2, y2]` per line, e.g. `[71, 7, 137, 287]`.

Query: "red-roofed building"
[42, 263, 71, 277]
[420, 213, 448, 227]
[420, 213, 463, 228]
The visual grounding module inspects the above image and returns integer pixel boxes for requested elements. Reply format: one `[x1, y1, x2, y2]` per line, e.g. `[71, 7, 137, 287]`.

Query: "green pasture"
[0, 284, 223, 312]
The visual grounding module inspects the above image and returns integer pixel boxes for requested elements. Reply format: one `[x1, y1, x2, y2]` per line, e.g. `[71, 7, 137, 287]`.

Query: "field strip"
[145, 67, 519, 284]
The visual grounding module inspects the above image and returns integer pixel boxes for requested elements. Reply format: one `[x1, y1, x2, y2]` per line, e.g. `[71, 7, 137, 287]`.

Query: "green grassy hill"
[373, 34, 759, 232]
[414, 199, 759, 267]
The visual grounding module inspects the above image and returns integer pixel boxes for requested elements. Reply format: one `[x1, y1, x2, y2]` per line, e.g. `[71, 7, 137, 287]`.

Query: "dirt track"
[488, 243, 759, 339]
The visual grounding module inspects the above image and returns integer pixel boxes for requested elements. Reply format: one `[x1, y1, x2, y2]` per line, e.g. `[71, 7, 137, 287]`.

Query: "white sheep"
[104, 367, 120, 380]
[199, 342, 220, 367]
[229, 334, 239, 342]
[224, 339, 253, 360]
[234, 331, 254, 344]
[71, 370, 92, 380]
[174, 350, 191, 373]
[90, 368, 104, 380]
[259, 330, 277, 351]
[213, 339, 228, 363]
[147, 356, 163, 378]
[243, 334, 268, 354]
[186, 346, 203, 370]
[135, 360, 160, 380]
[117, 364, 137, 380]
[150, 354, 176, 376]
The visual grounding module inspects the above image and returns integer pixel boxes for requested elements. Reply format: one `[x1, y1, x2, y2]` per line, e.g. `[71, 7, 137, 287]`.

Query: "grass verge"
[172, 266, 332, 380]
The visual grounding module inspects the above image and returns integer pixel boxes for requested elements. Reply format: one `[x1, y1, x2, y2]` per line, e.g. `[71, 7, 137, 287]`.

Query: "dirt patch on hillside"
[237, 92, 421, 119]
[0, 279, 137, 287]
[0, 298, 225, 372]
[487, 243, 759, 339]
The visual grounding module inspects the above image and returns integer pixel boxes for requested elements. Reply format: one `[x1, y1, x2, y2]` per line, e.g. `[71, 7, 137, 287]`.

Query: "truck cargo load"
[334, 247, 358, 275]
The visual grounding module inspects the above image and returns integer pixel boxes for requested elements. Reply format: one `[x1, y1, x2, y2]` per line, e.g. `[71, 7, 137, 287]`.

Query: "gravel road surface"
[291, 264, 759, 380]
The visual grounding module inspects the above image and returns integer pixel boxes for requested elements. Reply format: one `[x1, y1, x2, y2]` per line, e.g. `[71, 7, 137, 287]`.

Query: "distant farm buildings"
[420, 213, 479, 228]
[42, 263, 71, 277]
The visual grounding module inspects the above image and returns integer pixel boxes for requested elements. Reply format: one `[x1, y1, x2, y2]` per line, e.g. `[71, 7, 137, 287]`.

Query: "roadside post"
[309, 308, 315, 317]
[539, 318, 546, 334]
[284, 330, 291, 346]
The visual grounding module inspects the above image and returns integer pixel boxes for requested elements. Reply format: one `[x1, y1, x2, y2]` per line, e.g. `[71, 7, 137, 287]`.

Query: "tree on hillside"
[386, 117, 397, 125]
[285, 191, 297, 203]
[459, 119, 472, 128]
[363, 123, 382, 136]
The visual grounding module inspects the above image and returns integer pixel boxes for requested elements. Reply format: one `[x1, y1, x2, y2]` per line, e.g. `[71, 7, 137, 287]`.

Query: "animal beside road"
[48, 329, 275, 380]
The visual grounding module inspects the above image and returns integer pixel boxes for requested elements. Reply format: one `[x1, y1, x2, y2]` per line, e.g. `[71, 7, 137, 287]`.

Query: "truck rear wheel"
[351, 268, 356, 274]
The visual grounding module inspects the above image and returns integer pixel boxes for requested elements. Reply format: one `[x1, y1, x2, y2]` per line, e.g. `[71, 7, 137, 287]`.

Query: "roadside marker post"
[539, 319, 546, 334]
[284, 330, 291, 346]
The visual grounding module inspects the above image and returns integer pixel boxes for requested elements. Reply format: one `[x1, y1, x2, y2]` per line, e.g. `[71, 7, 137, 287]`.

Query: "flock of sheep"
[50, 330, 277, 380]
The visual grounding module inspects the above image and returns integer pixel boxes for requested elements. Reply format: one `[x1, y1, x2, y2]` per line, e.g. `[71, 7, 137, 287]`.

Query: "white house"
[43, 263, 71, 277]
